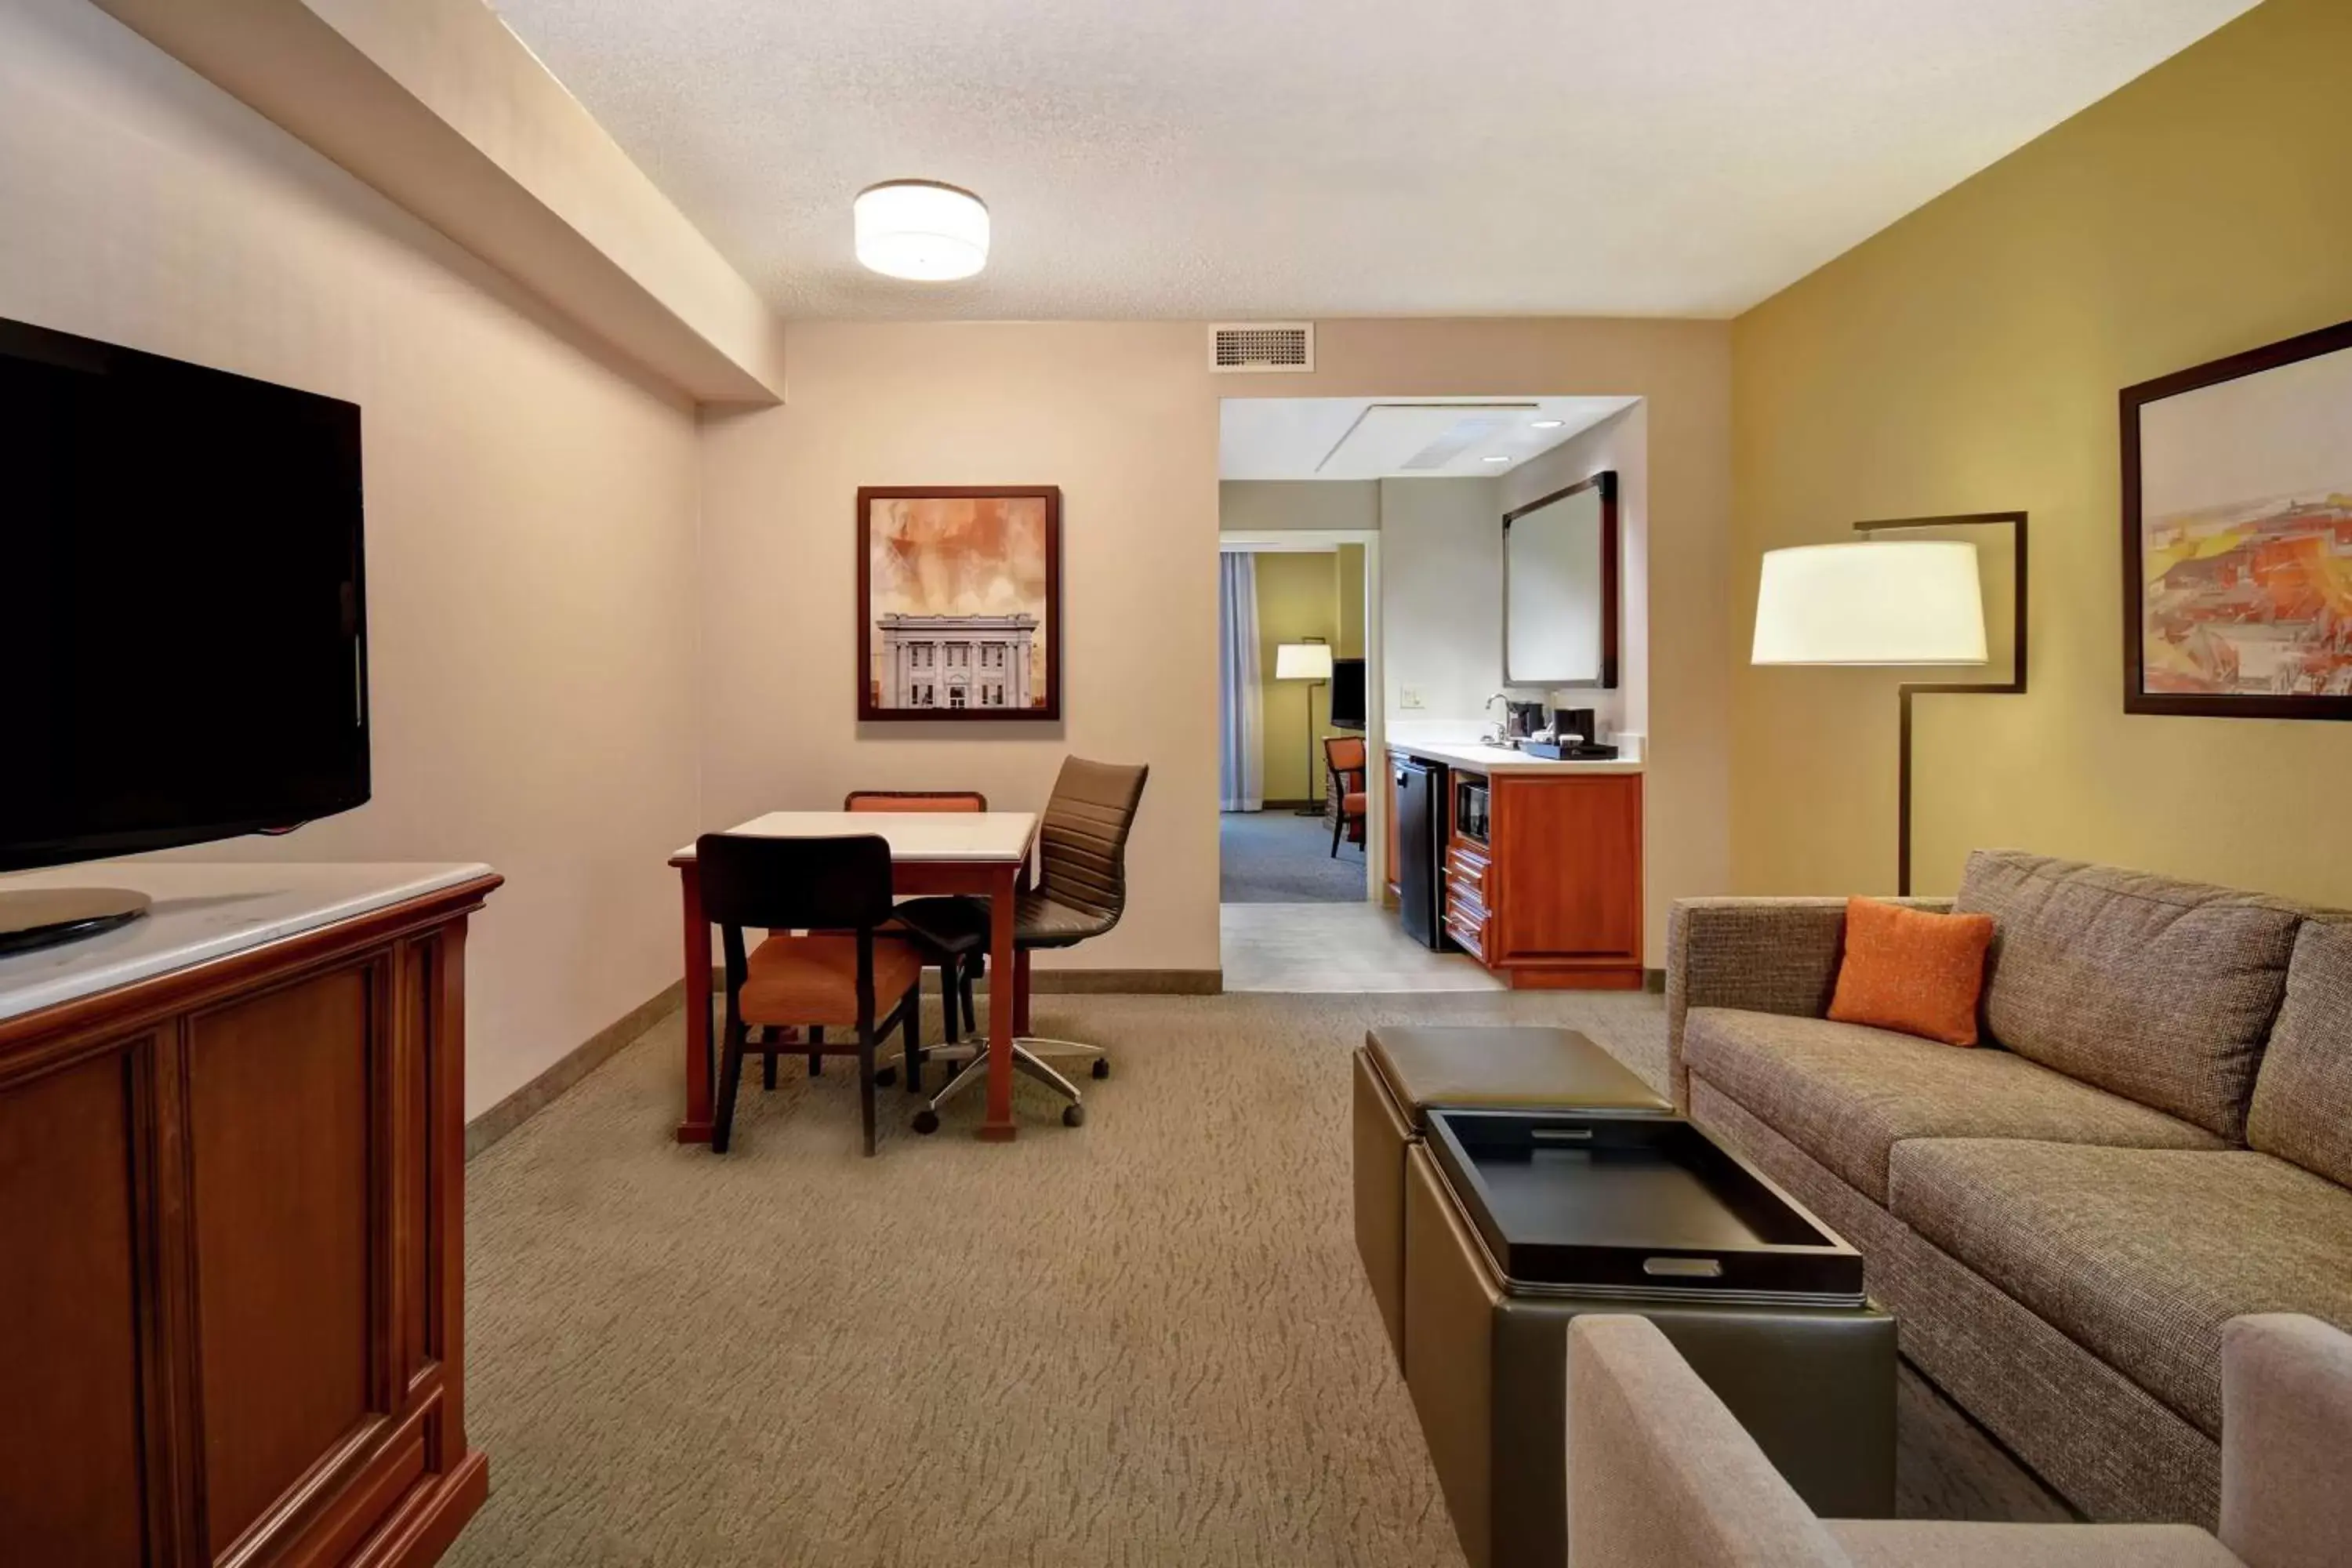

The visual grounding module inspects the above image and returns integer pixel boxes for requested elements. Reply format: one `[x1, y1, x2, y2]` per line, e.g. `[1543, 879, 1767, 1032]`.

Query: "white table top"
[0, 861, 496, 1023]
[675, 811, 1040, 865]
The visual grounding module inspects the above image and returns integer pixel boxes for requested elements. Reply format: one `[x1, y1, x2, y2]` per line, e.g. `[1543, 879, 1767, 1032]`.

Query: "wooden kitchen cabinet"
[1449, 769, 1642, 989]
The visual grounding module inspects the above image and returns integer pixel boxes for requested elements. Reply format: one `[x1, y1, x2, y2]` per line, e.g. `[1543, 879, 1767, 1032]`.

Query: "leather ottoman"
[1404, 1117, 1896, 1568]
[1352, 1025, 1670, 1364]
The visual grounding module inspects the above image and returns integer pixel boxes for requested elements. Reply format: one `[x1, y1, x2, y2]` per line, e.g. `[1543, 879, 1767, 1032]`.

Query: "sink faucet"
[1483, 691, 1511, 746]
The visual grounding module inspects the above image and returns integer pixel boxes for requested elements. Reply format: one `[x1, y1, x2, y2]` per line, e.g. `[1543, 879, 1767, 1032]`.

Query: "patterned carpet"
[1220, 810, 1370, 903]
[447, 989, 2057, 1567]
[448, 990, 1667, 1567]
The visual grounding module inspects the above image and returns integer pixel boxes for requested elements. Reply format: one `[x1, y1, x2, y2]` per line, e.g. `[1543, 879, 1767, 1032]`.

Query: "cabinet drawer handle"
[1530, 1127, 1593, 1144]
[1642, 1257, 1724, 1279]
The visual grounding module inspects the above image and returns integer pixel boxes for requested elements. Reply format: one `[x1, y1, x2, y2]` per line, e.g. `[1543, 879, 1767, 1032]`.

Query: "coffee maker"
[1503, 699, 1549, 743]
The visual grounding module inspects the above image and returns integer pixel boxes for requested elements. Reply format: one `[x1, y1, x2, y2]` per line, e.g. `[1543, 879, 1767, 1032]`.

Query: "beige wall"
[1218, 479, 1380, 532]
[699, 322, 1224, 975]
[1, 0, 706, 1116]
[1380, 478, 1505, 721]
[1730, 0, 2352, 907]
[702, 318, 1730, 972]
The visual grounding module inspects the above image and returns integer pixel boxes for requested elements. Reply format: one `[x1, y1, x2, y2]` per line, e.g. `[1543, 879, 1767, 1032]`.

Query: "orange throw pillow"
[1828, 895, 1996, 1047]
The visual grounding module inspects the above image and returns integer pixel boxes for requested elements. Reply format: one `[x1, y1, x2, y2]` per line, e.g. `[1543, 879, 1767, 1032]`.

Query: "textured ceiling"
[489, 0, 2258, 322]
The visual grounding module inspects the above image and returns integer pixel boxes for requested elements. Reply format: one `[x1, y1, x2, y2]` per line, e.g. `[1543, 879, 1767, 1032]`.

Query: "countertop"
[1386, 738, 1644, 776]
[0, 861, 497, 1023]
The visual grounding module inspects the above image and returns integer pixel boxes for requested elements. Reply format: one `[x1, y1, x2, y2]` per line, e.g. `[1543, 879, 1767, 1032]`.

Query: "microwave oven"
[1454, 777, 1490, 846]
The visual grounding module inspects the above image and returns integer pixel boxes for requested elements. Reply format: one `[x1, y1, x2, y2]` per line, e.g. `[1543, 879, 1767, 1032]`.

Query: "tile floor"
[1221, 900, 1505, 993]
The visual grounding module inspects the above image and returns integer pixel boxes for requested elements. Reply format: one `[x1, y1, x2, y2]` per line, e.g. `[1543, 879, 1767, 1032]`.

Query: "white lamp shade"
[1275, 643, 1334, 680]
[1751, 541, 1988, 666]
[854, 181, 989, 281]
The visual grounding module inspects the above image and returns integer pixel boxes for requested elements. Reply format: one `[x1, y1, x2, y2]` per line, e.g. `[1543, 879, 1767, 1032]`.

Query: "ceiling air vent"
[1209, 322, 1314, 373]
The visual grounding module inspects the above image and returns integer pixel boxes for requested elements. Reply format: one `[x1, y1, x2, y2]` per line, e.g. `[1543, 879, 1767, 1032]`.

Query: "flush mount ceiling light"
[853, 180, 989, 281]
[1483, 454, 1512, 463]
[1530, 419, 1566, 430]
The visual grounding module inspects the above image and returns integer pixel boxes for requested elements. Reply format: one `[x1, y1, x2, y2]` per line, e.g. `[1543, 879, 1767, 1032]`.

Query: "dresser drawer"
[1444, 902, 1490, 964]
[1445, 843, 1490, 900]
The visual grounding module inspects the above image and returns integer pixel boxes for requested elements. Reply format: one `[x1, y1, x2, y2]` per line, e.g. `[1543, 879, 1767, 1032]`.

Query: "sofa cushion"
[1955, 849, 2303, 1141]
[1888, 1141, 2352, 1439]
[1681, 1007, 2223, 1205]
[2249, 919, 2352, 1189]
[1829, 1519, 2241, 1568]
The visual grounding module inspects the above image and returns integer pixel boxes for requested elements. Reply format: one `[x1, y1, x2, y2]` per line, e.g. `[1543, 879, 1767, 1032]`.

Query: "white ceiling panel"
[1220, 397, 1635, 480]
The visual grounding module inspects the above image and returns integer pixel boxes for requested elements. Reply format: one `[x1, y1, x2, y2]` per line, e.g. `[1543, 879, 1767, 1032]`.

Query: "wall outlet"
[1399, 687, 1425, 710]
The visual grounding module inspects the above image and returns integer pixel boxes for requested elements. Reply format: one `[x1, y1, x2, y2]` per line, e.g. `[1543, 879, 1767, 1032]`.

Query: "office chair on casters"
[697, 833, 924, 1157]
[840, 789, 990, 1088]
[892, 757, 1149, 1133]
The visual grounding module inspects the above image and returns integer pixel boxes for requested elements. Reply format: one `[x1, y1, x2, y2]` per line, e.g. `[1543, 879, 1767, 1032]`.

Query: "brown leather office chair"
[844, 789, 987, 1086]
[698, 832, 923, 1156]
[894, 756, 1149, 1131]
[1324, 735, 1368, 856]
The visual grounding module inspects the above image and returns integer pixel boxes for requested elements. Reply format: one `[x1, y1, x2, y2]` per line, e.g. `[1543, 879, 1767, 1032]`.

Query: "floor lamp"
[1275, 641, 1334, 816]
[1751, 512, 2028, 895]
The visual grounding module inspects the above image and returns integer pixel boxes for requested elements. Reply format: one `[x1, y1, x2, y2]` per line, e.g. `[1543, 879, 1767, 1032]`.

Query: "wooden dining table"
[669, 809, 1040, 1143]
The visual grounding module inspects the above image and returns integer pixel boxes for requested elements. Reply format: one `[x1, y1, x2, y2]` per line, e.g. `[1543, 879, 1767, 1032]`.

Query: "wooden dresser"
[0, 862, 499, 1568]
[1388, 744, 1644, 989]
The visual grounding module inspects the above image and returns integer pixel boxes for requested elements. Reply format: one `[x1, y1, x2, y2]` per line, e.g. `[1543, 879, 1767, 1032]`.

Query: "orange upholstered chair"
[846, 790, 989, 1077]
[698, 832, 923, 1156]
[1324, 735, 1368, 857]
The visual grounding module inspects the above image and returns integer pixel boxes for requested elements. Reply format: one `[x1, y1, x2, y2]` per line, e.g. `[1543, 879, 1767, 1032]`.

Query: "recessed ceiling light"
[1530, 419, 1566, 430]
[854, 180, 989, 281]
[1483, 455, 1511, 463]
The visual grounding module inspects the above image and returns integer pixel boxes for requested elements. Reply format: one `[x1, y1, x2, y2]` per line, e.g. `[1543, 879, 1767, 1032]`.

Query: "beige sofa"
[1665, 850, 2352, 1526]
[1566, 1312, 2352, 1568]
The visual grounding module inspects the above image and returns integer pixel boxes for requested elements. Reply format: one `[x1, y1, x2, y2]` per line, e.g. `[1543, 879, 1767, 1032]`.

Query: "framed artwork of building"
[858, 485, 1062, 721]
[2122, 318, 2352, 720]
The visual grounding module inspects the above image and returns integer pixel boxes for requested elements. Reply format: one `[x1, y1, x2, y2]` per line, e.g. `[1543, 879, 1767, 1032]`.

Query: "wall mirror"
[1503, 470, 1618, 688]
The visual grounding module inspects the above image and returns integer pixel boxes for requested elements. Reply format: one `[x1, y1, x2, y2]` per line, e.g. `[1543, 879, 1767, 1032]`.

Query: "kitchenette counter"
[1388, 738, 1643, 776]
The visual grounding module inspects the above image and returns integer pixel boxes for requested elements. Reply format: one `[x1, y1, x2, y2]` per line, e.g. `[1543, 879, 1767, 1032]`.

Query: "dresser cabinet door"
[0, 1038, 165, 1568]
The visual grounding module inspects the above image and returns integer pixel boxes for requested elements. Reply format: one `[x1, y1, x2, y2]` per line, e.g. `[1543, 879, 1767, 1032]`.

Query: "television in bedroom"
[1, 317, 369, 942]
[1329, 656, 1367, 731]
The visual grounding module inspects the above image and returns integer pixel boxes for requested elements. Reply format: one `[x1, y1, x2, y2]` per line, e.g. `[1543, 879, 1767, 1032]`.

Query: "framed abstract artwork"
[2122, 318, 2352, 719]
[856, 485, 1062, 721]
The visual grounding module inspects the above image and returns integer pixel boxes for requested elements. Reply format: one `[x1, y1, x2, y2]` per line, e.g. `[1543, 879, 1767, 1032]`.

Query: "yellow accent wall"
[1730, 0, 2352, 907]
[1255, 551, 1341, 804]
[1336, 544, 1367, 659]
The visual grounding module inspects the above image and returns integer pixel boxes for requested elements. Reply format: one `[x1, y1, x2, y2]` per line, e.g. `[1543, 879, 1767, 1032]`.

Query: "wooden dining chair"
[845, 789, 988, 1080]
[697, 832, 923, 1157]
[1324, 735, 1369, 857]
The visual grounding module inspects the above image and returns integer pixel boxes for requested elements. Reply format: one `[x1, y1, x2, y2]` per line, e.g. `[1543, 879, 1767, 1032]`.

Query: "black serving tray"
[1424, 1109, 1864, 1305]
[1517, 739, 1618, 760]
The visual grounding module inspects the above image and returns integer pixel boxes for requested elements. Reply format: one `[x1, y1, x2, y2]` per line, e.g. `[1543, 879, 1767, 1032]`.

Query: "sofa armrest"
[1567, 1316, 1851, 1568]
[2221, 1313, 2352, 1568]
[1665, 897, 1952, 1110]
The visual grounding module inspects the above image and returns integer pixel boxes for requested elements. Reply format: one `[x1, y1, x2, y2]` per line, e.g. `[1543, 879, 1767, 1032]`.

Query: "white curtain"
[1218, 551, 1265, 811]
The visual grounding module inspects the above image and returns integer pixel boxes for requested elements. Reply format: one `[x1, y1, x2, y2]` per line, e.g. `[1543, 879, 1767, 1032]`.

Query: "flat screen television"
[1, 316, 369, 880]
[1330, 656, 1367, 730]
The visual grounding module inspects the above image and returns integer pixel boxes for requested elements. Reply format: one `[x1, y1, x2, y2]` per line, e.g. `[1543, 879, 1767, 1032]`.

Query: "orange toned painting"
[858, 486, 1062, 720]
[2126, 324, 2352, 718]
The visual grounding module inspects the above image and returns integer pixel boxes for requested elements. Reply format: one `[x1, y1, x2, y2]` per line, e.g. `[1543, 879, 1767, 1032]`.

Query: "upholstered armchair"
[1566, 1312, 2351, 1568]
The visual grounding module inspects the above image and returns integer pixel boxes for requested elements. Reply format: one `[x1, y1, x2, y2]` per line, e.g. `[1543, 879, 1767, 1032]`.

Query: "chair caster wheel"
[1090, 1058, 1110, 1080]
[1062, 1103, 1086, 1128]
[875, 1065, 898, 1087]
[912, 1109, 940, 1136]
